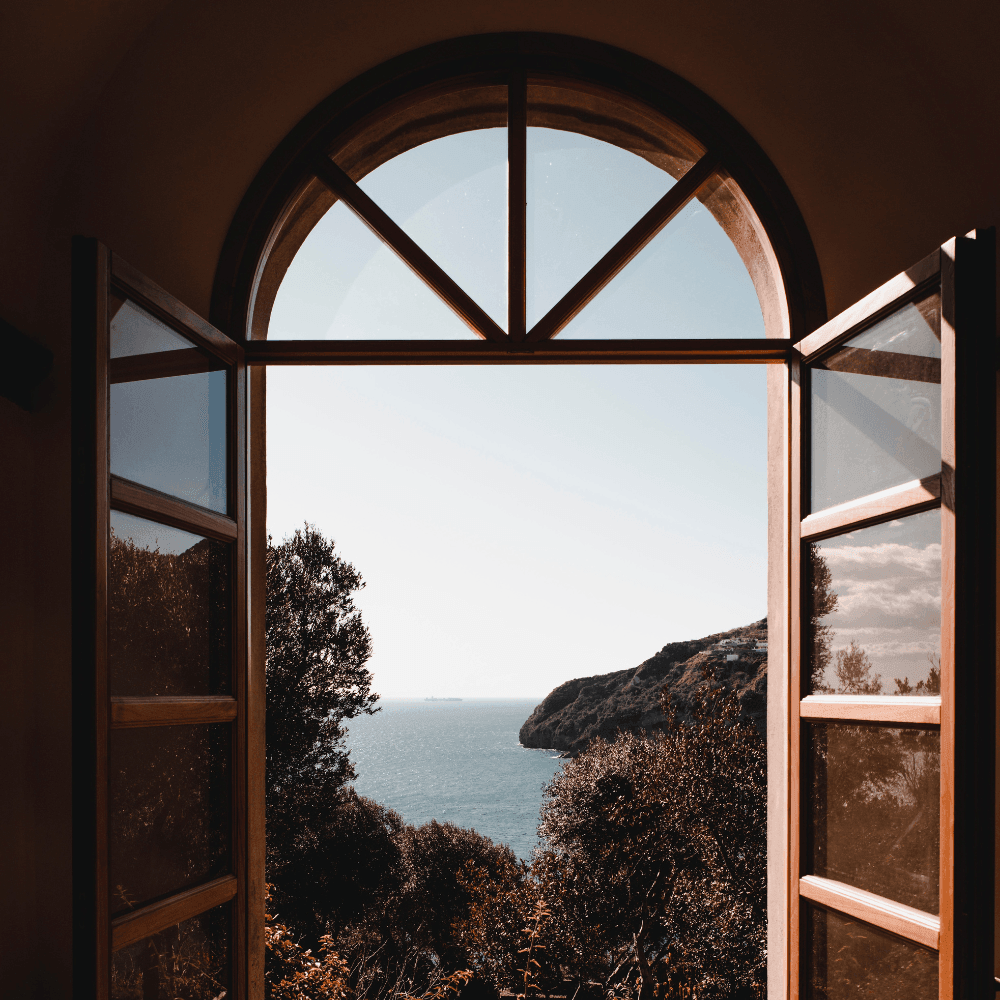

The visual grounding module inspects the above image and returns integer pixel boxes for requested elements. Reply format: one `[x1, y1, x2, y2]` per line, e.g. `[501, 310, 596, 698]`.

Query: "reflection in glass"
[527, 128, 676, 330]
[807, 722, 939, 911]
[111, 902, 230, 1000]
[810, 293, 941, 511]
[109, 724, 231, 915]
[110, 299, 227, 513]
[808, 509, 940, 695]
[109, 511, 231, 697]
[805, 903, 937, 1000]
[268, 200, 473, 341]
[557, 193, 764, 340]
[111, 297, 196, 357]
[354, 130, 507, 330]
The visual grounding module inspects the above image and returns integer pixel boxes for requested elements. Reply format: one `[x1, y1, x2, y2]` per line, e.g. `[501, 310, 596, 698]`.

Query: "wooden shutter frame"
[774, 232, 996, 1000]
[72, 238, 259, 998]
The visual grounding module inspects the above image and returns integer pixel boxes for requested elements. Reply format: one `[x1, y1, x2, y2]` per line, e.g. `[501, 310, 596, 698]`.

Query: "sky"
[265, 127, 769, 699]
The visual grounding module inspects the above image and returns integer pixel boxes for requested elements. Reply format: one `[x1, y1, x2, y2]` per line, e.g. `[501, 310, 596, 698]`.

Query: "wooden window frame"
[72, 240, 262, 997]
[775, 235, 996, 1000]
[211, 36, 820, 1000]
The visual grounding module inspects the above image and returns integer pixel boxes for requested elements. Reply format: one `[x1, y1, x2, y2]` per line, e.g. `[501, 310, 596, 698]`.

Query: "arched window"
[74, 33, 995, 1000]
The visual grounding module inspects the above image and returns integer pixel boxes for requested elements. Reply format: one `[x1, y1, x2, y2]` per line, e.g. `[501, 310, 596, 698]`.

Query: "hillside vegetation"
[519, 620, 768, 755]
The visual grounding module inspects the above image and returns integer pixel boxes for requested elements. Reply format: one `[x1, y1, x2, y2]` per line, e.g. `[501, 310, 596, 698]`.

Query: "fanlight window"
[257, 81, 785, 344]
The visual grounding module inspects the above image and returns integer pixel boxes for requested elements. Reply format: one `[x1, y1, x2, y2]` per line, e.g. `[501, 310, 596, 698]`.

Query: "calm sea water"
[345, 698, 565, 861]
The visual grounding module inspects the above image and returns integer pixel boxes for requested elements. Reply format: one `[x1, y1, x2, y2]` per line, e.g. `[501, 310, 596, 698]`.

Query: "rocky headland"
[519, 619, 768, 756]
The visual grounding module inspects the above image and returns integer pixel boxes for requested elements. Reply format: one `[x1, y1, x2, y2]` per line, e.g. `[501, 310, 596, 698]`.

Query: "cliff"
[519, 620, 768, 755]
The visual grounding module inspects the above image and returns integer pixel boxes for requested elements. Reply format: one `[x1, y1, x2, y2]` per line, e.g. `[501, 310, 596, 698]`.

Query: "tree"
[394, 820, 523, 967]
[268, 787, 406, 946]
[266, 524, 378, 801]
[533, 677, 766, 999]
[265, 525, 380, 945]
[809, 544, 839, 694]
[833, 640, 882, 695]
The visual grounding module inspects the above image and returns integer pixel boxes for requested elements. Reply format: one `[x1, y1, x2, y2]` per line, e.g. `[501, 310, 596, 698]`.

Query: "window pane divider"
[798, 874, 940, 951]
[111, 254, 240, 365]
[507, 66, 527, 343]
[244, 337, 791, 365]
[111, 874, 238, 952]
[311, 156, 509, 344]
[110, 696, 238, 729]
[524, 152, 721, 343]
[800, 695, 940, 725]
[109, 348, 224, 384]
[110, 475, 237, 541]
[800, 473, 941, 541]
[794, 249, 941, 361]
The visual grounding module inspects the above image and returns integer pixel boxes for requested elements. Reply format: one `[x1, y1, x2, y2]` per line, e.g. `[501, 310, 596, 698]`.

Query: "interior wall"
[1, 1, 996, 995]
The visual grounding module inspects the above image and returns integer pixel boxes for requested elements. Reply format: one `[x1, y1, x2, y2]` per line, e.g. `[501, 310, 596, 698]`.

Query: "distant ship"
[425, 696, 463, 701]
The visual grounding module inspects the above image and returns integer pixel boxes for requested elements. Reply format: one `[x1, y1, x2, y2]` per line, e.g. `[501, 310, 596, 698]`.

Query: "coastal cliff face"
[519, 620, 767, 755]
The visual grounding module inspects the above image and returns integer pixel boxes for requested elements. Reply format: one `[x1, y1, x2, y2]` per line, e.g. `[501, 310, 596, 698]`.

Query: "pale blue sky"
[266, 128, 768, 698]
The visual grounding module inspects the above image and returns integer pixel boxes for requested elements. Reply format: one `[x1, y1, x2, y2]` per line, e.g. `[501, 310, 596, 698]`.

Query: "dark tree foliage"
[808, 544, 839, 694]
[534, 676, 766, 999]
[268, 787, 406, 947]
[108, 530, 231, 695]
[266, 524, 378, 801]
[265, 525, 382, 952]
[393, 821, 522, 965]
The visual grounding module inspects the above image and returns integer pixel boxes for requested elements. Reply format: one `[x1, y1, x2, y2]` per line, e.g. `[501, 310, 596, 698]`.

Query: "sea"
[344, 698, 565, 861]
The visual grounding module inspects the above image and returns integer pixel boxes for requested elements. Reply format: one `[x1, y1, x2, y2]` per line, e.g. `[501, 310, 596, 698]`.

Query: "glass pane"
[527, 127, 676, 329]
[110, 298, 195, 357]
[268, 199, 475, 340]
[110, 724, 231, 915]
[110, 299, 228, 514]
[805, 903, 937, 1000]
[807, 722, 940, 911]
[810, 292, 941, 512]
[109, 511, 231, 697]
[111, 902, 230, 1000]
[807, 509, 940, 695]
[557, 194, 765, 339]
[351, 129, 507, 330]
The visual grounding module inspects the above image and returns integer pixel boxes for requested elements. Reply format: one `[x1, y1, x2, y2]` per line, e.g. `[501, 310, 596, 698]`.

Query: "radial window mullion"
[311, 156, 508, 343]
[525, 153, 722, 342]
[508, 68, 527, 342]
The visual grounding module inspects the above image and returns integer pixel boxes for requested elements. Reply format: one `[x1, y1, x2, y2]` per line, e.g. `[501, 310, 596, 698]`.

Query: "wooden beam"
[111, 476, 238, 542]
[799, 875, 939, 951]
[245, 337, 791, 366]
[795, 250, 940, 361]
[813, 345, 940, 384]
[508, 68, 527, 342]
[111, 875, 238, 952]
[111, 254, 239, 365]
[312, 157, 508, 343]
[525, 153, 721, 342]
[800, 696, 940, 725]
[109, 348, 224, 384]
[110, 697, 238, 729]
[800, 474, 941, 540]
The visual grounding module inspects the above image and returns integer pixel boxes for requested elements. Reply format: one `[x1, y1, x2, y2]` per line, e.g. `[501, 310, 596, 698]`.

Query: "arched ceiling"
[2, 0, 997, 341]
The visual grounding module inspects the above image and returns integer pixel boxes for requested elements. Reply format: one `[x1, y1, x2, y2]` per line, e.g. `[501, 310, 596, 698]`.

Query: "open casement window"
[772, 233, 996, 999]
[72, 240, 263, 999]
